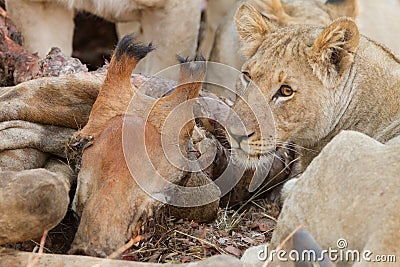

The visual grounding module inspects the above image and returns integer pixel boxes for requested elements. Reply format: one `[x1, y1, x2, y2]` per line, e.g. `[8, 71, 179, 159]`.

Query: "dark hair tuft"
[176, 54, 206, 75]
[325, 0, 345, 4]
[115, 33, 154, 60]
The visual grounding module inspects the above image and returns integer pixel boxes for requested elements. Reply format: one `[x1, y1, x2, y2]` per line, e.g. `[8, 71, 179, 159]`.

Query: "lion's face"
[228, 4, 360, 169]
[228, 31, 331, 168]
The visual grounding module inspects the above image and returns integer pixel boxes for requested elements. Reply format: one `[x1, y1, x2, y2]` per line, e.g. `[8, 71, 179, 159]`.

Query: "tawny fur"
[271, 131, 400, 267]
[230, 5, 400, 171]
[208, 0, 358, 98]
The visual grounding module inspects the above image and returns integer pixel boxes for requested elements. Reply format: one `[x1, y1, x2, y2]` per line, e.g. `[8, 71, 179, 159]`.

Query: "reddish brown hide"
[69, 34, 207, 257]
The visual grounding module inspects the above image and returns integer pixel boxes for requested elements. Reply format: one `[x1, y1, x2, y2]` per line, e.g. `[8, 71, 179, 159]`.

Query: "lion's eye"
[242, 71, 251, 83]
[278, 85, 294, 97]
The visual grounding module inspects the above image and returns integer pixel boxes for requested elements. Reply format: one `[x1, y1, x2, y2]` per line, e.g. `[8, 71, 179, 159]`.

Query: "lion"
[208, 0, 400, 100]
[228, 4, 400, 174]
[5, 0, 202, 76]
[241, 131, 400, 266]
[207, 0, 358, 98]
[271, 131, 400, 266]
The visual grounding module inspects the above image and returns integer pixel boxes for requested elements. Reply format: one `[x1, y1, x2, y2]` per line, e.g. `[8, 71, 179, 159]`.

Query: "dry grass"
[1, 199, 280, 264]
[120, 199, 281, 263]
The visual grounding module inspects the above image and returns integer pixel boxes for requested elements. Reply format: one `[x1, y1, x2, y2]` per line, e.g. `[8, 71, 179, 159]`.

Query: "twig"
[262, 225, 303, 267]
[124, 247, 164, 255]
[154, 225, 179, 247]
[174, 230, 225, 254]
[107, 235, 142, 259]
[29, 239, 52, 253]
[26, 229, 48, 267]
[200, 227, 207, 257]
[261, 212, 278, 223]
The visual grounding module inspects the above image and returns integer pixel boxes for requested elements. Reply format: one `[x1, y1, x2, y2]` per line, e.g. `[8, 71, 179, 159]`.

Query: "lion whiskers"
[230, 148, 277, 171]
[276, 141, 318, 154]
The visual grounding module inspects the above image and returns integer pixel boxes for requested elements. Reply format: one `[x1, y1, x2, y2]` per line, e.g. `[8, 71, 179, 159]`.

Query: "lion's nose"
[227, 129, 255, 147]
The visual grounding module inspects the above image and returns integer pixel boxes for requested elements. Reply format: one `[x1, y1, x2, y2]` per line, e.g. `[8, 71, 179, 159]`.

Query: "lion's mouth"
[230, 142, 298, 172]
[230, 146, 276, 169]
[231, 146, 266, 158]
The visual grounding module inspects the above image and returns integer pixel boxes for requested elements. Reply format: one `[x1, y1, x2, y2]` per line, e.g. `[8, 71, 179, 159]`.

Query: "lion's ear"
[235, 4, 277, 58]
[325, 0, 358, 19]
[249, 0, 291, 26]
[310, 17, 359, 87]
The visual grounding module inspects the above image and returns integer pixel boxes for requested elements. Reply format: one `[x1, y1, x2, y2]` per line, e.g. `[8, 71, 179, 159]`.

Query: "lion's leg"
[5, 0, 74, 57]
[115, 15, 142, 41]
[198, 0, 237, 59]
[135, 0, 202, 77]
